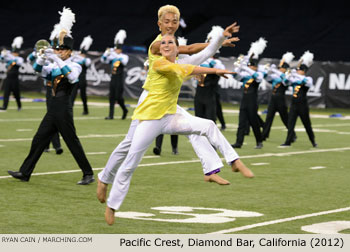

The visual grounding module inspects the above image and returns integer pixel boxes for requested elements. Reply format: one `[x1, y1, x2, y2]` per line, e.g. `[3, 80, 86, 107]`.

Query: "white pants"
[107, 110, 239, 210]
[98, 91, 224, 184]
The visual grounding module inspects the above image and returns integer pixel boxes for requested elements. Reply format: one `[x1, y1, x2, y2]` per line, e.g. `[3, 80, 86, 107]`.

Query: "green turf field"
[0, 93, 349, 234]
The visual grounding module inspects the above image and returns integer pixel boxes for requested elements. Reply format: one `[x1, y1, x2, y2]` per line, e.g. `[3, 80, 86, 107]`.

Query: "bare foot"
[204, 173, 230, 185]
[231, 159, 254, 178]
[105, 206, 115, 225]
[97, 178, 108, 203]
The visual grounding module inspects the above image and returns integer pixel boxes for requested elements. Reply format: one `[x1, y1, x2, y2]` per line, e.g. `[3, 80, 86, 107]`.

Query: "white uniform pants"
[107, 111, 239, 210]
[98, 91, 225, 184]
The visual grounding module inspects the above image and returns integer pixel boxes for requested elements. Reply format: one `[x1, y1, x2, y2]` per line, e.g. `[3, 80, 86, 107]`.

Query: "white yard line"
[86, 152, 107, 155]
[1, 147, 349, 180]
[0, 117, 102, 122]
[0, 133, 126, 142]
[207, 206, 350, 234]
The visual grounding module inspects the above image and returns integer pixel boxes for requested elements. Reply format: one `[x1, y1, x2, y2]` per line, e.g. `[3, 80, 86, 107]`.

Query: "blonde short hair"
[158, 5, 180, 21]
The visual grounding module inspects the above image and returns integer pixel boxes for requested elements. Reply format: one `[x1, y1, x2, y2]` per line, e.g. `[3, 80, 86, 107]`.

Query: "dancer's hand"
[215, 69, 235, 78]
[223, 22, 240, 37]
[222, 22, 240, 47]
[222, 37, 240, 47]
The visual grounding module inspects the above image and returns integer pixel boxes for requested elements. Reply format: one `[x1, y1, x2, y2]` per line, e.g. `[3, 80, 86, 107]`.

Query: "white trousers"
[98, 91, 225, 185]
[107, 110, 239, 210]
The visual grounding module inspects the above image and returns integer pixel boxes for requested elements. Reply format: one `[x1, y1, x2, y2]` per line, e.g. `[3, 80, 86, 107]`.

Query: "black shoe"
[153, 147, 161, 155]
[172, 147, 179, 155]
[82, 111, 89, 115]
[291, 135, 297, 143]
[77, 175, 95, 185]
[17, 107, 22, 111]
[231, 143, 241, 148]
[55, 148, 63, 155]
[312, 142, 318, 148]
[0, 107, 6, 110]
[255, 142, 263, 149]
[105, 116, 113, 120]
[280, 143, 291, 147]
[7, 171, 29, 182]
[221, 125, 226, 131]
[122, 109, 128, 120]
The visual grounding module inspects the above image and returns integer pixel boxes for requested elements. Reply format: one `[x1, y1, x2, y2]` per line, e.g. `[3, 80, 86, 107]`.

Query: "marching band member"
[261, 52, 296, 142]
[194, 27, 226, 123]
[71, 35, 93, 115]
[231, 38, 267, 149]
[7, 7, 94, 185]
[101, 30, 129, 120]
[281, 51, 317, 147]
[0, 37, 24, 111]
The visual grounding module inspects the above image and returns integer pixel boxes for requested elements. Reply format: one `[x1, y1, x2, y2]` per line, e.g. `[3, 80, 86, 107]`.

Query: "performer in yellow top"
[104, 34, 253, 225]
[97, 5, 252, 208]
[132, 57, 194, 120]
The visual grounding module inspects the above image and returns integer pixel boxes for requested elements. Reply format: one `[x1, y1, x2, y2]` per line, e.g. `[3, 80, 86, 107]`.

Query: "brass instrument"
[263, 63, 270, 71]
[233, 54, 245, 67]
[34, 39, 51, 58]
[105, 47, 111, 55]
[1, 48, 9, 58]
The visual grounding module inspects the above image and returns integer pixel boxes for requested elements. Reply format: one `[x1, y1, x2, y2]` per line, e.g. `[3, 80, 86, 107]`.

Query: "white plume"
[248, 37, 267, 59]
[80, 35, 93, 51]
[299, 50, 314, 67]
[58, 7, 75, 37]
[206, 25, 224, 43]
[11, 36, 23, 49]
[114, 29, 127, 45]
[177, 36, 187, 46]
[281, 52, 295, 64]
[50, 23, 61, 41]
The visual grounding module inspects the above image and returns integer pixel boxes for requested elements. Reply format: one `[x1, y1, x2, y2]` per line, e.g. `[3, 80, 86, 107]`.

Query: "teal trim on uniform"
[6, 60, 16, 68]
[272, 78, 282, 88]
[200, 63, 210, 68]
[51, 68, 63, 79]
[209, 60, 216, 68]
[61, 65, 71, 75]
[28, 53, 36, 62]
[252, 72, 258, 79]
[33, 62, 43, 72]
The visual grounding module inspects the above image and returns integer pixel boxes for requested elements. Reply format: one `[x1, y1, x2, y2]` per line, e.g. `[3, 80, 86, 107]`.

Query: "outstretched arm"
[192, 66, 234, 78]
[151, 22, 240, 56]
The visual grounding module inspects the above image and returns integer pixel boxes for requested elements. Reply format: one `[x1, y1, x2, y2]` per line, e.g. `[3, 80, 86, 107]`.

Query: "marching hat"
[297, 51, 314, 72]
[247, 37, 267, 66]
[114, 29, 126, 49]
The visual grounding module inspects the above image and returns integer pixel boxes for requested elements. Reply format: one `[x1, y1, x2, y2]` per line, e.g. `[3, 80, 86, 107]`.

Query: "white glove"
[103, 48, 111, 57]
[44, 48, 59, 63]
[3, 52, 15, 62]
[242, 55, 249, 63]
[241, 65, 255, 75]
[270, 64, 276, 70]
[36, 55, 46, 65]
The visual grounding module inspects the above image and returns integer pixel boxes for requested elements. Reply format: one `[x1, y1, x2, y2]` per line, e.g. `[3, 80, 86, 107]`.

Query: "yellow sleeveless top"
[142, 34, 162, 91]
[132, 57, 195, 120]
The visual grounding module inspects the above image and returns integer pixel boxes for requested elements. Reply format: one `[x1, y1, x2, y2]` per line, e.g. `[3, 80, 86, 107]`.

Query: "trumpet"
[104, 47, 112, 55]
[1, 48, 9, 58]
[233, 54, 245, 67]
[35, 39, 51, 58]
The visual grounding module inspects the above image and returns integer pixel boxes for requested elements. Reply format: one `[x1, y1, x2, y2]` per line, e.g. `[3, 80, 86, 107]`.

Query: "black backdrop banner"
[1, 50, 349, 108]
